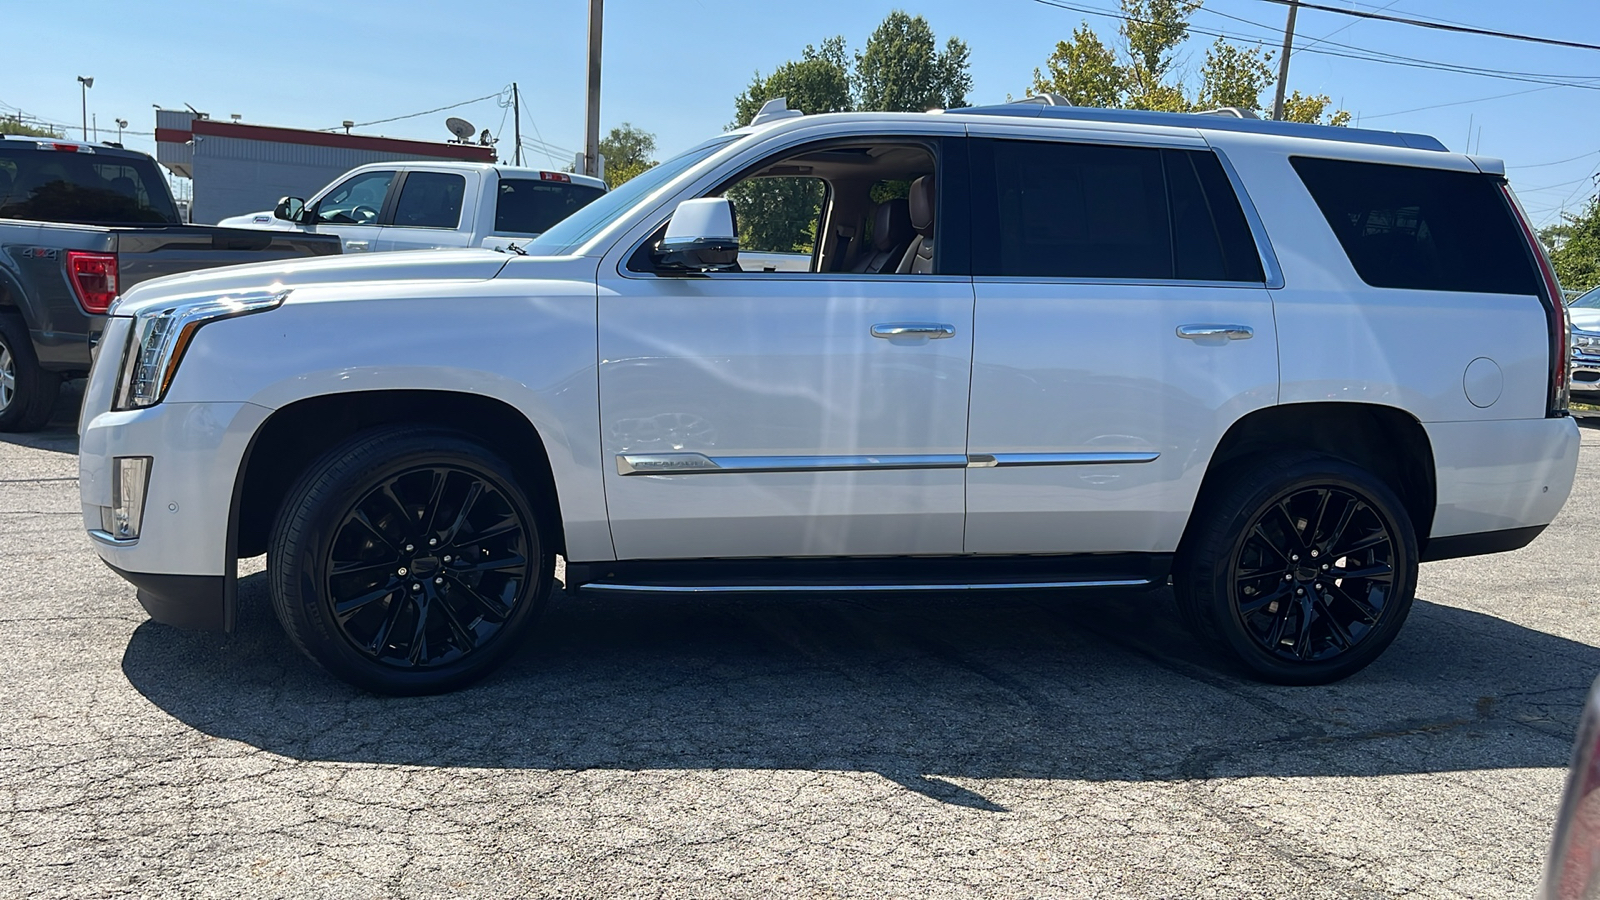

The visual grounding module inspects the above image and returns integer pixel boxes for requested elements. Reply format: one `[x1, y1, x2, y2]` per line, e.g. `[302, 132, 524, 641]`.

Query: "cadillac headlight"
[114, 289, 288, 410]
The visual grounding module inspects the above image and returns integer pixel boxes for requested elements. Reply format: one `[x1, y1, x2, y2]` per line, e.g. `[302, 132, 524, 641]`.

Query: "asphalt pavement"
[3, 391, 1597, 898]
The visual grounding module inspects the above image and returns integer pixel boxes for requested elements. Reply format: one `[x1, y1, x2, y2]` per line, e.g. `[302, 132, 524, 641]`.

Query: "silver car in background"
[1571, 285, 1600, 400]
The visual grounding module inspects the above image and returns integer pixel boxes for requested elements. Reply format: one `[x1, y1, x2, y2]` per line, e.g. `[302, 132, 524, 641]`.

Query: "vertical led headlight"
[114, 289, 288, 410]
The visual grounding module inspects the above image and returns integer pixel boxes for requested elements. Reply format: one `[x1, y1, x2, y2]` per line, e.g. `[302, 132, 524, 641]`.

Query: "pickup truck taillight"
[66, 251, 118, 314]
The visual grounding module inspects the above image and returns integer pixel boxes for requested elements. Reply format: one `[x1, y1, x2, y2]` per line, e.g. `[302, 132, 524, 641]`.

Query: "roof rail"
[961, 101, 1448, 152]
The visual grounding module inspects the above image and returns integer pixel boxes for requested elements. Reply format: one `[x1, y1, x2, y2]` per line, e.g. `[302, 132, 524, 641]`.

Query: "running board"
[566, 554, 1170, 596]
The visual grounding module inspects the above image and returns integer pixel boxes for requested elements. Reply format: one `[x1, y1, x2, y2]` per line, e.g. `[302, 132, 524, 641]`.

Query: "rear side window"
[495, 179, 605, 235]
[392, 172, 466, 229]
[971, 139, 1263, 281]
[1291, 157, 1538, 295]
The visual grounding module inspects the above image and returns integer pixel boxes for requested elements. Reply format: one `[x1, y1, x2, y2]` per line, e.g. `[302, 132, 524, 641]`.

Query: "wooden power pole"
[583, 0, 603, 178]
[1271, 0, 1299, 121]
[512, 82, 522, 167]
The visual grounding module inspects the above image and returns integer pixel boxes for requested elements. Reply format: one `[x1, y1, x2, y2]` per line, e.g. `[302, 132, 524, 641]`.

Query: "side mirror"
[658, 198, 738, 272]
[274, 196, 306, 223]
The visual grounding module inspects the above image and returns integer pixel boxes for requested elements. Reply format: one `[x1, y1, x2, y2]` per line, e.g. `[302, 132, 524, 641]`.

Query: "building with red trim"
[154, 110, 494, 224]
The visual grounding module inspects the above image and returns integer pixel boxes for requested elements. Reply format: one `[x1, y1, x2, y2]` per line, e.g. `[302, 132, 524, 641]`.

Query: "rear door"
[375, 169, 477, 251]
[963, 132, 1279, 554]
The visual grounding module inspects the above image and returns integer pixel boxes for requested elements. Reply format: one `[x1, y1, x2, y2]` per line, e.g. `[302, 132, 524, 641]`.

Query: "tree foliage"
[1029, 0, 1350, 122]
[1541, 190, 1600, 295]
[0, 116, 61, 138]
[599, 123, 658, 188]
[729, 13, 971, 253]
[855, 12, 971, 112]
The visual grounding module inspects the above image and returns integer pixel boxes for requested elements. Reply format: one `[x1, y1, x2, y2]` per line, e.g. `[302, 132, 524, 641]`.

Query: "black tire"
[0, 314, 62, 433]
[1174, 452, 1418, 685]
[267, 427, 554, 695]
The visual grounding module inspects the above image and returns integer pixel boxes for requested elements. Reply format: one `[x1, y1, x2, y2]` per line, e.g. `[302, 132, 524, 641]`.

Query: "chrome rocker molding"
[616, 451, 1160, 475]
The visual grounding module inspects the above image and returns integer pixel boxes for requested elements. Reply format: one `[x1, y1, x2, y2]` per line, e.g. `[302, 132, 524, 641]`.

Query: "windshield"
[1573, 285, 1600, 308]
[522, 136, 741, 255]
[0, 147, 181, 225]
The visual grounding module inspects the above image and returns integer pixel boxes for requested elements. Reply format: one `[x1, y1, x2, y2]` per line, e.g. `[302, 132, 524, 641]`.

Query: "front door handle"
[1176, 324, 1254, 340]
[346, 240, 370, 252]
[871, 323, 956, 340]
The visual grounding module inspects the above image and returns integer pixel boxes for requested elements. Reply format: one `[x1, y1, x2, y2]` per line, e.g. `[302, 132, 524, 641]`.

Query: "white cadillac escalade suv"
[79, 98, 1580, 695]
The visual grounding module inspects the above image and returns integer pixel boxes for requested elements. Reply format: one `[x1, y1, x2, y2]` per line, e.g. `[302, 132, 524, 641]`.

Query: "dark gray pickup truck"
[0, 136, 341, 431]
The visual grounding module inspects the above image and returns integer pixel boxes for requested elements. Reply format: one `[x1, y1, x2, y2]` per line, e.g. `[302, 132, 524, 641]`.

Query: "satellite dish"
[445, 117, 476, 141]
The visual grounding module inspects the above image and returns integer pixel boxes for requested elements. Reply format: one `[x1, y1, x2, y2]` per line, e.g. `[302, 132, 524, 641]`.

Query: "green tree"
[1030, 25, 1125, 108]
[733, 37, 853, 127]
[0, 116, 61, 138]
[1197, 39, 1274, 112]
[1280, 90, 1352, 127]
[599, 123, 658, 188]
[1541, 190, 1600, 295]
[1027, 0, 1349, 122]
[854, 12, 971, 112]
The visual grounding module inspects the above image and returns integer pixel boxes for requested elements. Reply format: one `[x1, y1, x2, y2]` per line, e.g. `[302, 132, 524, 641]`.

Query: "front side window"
[1291, 157, 1539, 295]
[726, 175, 828, 271]
[391, 172, 466, 229]
[972, 139, 1263, 281]
[314, 170, 394, 225]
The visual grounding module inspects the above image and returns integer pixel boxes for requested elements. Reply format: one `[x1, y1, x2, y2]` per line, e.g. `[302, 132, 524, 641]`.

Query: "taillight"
[1502, 183, 1569, 416]
[66, 251, 118, 314]
[539, 171, 572, 183]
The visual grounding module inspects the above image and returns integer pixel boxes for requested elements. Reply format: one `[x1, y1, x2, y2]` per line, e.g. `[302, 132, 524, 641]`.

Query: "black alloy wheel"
[269, 428, 552, 695]
[1176, 453, 1418, 685]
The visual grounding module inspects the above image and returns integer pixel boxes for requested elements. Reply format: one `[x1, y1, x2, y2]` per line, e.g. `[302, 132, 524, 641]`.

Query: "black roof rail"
[961, 99, 1448, 152]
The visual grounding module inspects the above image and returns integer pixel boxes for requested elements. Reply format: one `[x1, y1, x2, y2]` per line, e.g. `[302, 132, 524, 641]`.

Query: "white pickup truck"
[217, 161, 606, 253]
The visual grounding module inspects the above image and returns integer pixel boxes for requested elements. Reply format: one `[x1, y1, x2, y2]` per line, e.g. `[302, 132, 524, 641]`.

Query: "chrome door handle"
[1176, 324, 1254, 340]
[871, 323, 956, 339]
[346, 240, 370, 251]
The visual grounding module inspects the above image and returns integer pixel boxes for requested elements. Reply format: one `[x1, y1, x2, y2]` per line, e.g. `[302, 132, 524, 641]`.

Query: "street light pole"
[583, 0, 603, 178]
[76, 76, 94, 140]
[115, 118, 127, 144]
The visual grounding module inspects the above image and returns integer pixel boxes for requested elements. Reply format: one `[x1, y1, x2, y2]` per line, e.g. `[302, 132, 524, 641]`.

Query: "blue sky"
[4, 0, 1597, 226]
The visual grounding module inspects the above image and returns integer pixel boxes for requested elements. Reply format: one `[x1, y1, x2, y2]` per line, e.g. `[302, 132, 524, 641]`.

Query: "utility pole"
[1270, 0, 1298, 121]
[512, 82, 522, 166]
[583, 0, 603, 178]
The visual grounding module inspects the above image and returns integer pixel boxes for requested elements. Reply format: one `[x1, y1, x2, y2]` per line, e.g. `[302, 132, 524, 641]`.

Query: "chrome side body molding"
[617, 451, 1161, 475]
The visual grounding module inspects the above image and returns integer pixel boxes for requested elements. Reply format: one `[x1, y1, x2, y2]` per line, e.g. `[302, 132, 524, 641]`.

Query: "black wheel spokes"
[325, 465, 533, 670]
[1231, 484, 1396, 664]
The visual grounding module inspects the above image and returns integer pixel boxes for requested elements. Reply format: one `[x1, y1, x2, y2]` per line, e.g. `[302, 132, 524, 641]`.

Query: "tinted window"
[974, 140, 1262, 281]
[315, 170, 393, 225]
[0, 148, 179, 224]
[495, 179, 604, 234]
[1291, 157, 1538, 295]
[392, 172, 466, 229]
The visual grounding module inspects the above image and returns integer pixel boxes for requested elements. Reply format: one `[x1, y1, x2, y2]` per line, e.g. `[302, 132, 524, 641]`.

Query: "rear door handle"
[1176, 324, 1254, 340]
[871, 323, 956, 339]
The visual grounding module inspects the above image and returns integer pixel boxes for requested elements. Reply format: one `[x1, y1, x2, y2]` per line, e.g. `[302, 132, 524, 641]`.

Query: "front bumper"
[80, 398, 271, 631]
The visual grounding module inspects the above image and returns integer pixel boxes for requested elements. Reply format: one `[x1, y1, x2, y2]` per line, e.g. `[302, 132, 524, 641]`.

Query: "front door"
[596, 136, 973, 560]
[308, 168, 395, 252]
[963, 134, 1280, 555]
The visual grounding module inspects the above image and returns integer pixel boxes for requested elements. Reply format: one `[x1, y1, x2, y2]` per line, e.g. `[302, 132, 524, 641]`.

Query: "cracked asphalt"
[3, 389, 1597, 898]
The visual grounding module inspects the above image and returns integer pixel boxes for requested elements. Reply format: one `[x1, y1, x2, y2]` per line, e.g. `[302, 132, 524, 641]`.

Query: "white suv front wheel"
[1176, 453, 1419, 685]
[267, 427, 554, 695]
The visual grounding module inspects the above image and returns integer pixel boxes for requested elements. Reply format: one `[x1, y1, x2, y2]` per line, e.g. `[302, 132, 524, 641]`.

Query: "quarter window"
[392, 172, 466, 229]
[1291, 157, 1539, 295]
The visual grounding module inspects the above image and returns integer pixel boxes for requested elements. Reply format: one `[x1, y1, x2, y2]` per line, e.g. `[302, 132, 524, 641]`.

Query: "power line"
[334, 91, 503, 132]
[1360, 85, 1564, 121]
[1248, 0, 1600, 53]
[1508, 150, 1600, 170]
[1033, 0, 1600, 92]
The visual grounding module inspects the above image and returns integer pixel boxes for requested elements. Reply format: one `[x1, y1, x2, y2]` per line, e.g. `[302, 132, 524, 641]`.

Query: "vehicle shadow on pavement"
[121, 572, 1599, 804]
[0, 378, 83, 454]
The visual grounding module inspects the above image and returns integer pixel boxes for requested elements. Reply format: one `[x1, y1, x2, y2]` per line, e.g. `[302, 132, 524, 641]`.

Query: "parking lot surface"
[3, 397, 1597, 898]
